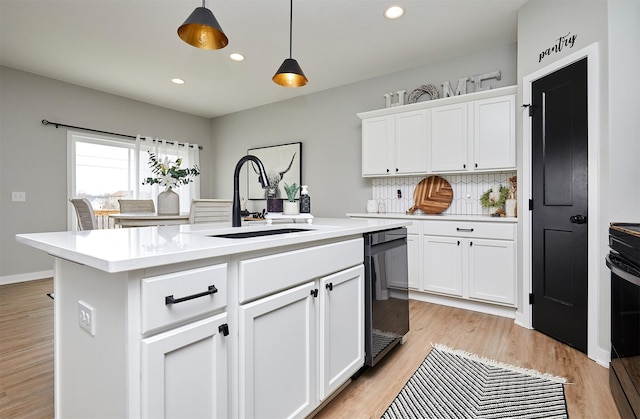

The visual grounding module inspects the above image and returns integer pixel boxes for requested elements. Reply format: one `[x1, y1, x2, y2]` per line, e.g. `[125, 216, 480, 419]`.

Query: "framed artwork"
[247, 142, 302, 200]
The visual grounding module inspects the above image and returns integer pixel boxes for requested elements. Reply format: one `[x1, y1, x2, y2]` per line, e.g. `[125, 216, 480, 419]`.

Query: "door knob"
[569, 214, 587, 224]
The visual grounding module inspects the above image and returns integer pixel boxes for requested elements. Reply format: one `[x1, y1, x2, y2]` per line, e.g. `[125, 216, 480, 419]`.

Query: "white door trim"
[520, 42, 607, 365]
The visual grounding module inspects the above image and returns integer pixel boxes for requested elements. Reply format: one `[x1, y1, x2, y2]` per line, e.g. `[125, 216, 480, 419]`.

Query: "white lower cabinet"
[239, 265, 364, 419]
[239, 281, 317, 419]
[141, 313, 229, 419]
[406, 221, 422, 290]
[423, 235, 464, 296]
[468, 238, 515, 305]
[422, 221, 516, 306]
[320, 266, 365, 399]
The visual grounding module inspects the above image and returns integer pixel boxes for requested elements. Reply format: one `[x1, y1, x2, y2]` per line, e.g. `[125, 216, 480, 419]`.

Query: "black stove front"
[607, 223, 640, 418]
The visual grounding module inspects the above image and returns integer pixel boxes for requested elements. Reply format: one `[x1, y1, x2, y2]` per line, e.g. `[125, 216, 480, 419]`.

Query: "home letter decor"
[470, 70, 501, 91]
[407, 84, 439, 104]
[441, 77, 469, 98]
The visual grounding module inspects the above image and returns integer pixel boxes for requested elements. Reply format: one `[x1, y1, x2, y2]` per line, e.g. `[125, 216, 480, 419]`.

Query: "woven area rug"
[382, 344, 568, 419]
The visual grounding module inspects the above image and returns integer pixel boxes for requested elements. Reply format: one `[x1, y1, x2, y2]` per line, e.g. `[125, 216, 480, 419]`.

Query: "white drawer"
[239, 238, 363, 303]
[422, 220, 515, 240]
[142, 264, 227, 333]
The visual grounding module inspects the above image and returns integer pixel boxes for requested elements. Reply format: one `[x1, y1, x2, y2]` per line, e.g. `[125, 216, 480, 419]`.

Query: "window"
[67, 131, 200, 229]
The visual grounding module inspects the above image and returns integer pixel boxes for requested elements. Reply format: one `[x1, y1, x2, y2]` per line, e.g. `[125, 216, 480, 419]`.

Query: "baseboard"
[409, 290, 517, 319]
[0, 270, 53, 286]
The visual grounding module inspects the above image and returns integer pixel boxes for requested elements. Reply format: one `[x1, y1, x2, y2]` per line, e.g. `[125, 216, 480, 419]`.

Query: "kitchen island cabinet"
[238, 239, 364, 418]
[16, 218, 407, 419]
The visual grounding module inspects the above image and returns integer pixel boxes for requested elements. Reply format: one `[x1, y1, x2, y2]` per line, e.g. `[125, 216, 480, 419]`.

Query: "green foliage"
[283, 182, 299, 202]
[480, 185, 509, 208]
[142, 152, 200, 189]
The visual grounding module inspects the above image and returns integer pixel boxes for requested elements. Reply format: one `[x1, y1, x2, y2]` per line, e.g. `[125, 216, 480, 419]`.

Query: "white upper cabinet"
[430, 94, 516, 173]
[361, 110, 428, 176]
[359, 86, 516, 177]
[361, 115, 395, 176]
[429, 103, 469, 172]
[473, 94, 516, 171]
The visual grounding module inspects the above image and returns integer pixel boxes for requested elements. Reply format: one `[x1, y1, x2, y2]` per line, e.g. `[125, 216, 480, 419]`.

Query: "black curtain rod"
[41, 119, 203, 150]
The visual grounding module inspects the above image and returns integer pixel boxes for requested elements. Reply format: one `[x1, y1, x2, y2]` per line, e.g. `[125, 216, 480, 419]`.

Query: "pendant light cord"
[288, 0, 293, 59]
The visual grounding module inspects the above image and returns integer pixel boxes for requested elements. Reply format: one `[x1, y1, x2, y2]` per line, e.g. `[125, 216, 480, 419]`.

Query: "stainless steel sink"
[208, 228, 313, 239]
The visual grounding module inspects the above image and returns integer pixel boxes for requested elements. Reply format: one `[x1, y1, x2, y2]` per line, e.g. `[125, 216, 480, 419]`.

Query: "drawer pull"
[326, 282, 333, 291]
[218, 323, 229, 337]
[165, 285, 218, 305]
[456, 228, 474, 232]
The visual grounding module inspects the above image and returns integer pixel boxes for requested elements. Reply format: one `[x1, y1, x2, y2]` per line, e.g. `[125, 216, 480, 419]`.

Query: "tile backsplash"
[371, 172, 517, 215]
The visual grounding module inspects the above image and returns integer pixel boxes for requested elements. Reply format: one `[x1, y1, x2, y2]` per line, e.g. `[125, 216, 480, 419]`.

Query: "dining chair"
[69, 198, 98, 230]
[189, 199, 232, 224]
[118, 199, 156, 213]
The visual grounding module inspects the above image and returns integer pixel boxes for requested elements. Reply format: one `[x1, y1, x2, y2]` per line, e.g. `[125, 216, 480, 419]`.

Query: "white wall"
[608, 0, 640, 222]
[0, 67, 213, 281]
[210, 44, 517, 217]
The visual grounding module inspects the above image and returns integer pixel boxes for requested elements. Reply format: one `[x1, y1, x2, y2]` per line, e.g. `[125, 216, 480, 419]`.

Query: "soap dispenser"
[300, 185, 311, 213]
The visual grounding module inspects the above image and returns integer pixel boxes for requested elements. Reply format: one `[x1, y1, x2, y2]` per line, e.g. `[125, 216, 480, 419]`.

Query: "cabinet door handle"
[395, 168, 399, 172]
[326, 282, 333, 291]
[457, 240, 460, 246]
[470, 241, 473, 247]
[463, 164, 466, 169]
[310, 289, 319, 298]
[386, 168, 390, 173]
[456, 228, 474, 232]
[475, 163, 478, 168]
[165, 284, 218, 305]
[218, 323, 229, 337]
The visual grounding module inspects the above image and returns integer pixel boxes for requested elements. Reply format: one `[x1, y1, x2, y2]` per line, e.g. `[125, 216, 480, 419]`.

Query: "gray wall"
[0, 67, 213, 280]
[210, 44, 517, 216]
[0, 44, 517, 281]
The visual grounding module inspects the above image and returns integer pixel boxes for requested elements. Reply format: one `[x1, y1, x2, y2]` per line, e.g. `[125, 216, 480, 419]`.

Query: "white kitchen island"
[16, 218, 408, 419]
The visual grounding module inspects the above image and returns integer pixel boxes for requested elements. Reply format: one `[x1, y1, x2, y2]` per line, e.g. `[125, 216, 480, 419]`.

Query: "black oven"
[607, 223, 640, 418]
[363, 227, 410, 367]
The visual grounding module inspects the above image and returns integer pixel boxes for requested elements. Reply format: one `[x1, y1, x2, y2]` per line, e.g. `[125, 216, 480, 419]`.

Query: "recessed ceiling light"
[171, 78, 185, 85]
[230, 53, 245, 62]
[384, 6, 405, 19]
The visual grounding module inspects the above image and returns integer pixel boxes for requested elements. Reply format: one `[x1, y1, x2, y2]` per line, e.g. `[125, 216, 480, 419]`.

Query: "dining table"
[109, 212, 190, 227]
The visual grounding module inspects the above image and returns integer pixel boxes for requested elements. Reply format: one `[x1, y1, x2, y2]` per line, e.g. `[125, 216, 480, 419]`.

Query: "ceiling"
[0, 0, 527, 118]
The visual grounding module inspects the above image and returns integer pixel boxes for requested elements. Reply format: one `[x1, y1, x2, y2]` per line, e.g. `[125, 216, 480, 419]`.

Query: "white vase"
[367, 200, 378, 213]
[283, 201, 299, 215]
[157, 188, 179, 215]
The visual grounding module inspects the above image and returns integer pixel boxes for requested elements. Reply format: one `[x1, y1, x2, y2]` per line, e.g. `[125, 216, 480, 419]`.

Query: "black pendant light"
[273, 0, 308, 87]
[178, 0, 228, 50]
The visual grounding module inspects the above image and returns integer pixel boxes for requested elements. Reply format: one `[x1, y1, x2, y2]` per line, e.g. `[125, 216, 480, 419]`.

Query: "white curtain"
[135, 135, 201, 214]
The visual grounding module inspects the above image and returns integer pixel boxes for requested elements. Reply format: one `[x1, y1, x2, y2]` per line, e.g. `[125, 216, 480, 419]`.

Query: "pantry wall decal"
[539, 32, 578, 62]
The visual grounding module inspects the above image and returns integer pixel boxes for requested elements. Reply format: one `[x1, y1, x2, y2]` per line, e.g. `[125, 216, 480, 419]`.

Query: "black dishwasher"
[363, 227, 410, 366]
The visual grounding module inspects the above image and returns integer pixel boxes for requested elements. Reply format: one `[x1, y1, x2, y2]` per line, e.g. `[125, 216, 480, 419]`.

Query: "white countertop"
[16, 218, 409, 273]
[347, 213, 518, 223]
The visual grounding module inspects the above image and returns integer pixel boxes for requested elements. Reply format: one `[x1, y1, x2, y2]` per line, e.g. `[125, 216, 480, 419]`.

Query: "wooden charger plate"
[407, 175, 453, 214]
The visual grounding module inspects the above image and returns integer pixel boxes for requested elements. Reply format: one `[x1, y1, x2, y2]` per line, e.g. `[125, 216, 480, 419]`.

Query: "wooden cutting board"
[407, 176, 453, 214]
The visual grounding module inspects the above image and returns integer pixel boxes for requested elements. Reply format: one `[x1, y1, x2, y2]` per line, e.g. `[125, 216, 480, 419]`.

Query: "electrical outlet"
[78, 300, 96, 336]
[11, 192, 26, 202]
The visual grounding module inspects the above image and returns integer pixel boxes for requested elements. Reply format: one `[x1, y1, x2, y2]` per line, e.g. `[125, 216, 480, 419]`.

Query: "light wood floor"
[0, 279, 621, 418]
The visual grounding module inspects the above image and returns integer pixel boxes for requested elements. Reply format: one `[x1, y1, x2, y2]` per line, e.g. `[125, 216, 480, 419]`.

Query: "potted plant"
[480, 185, 509, 216]
[142, 152, 200, 215]
[283, 182, 300, 215]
